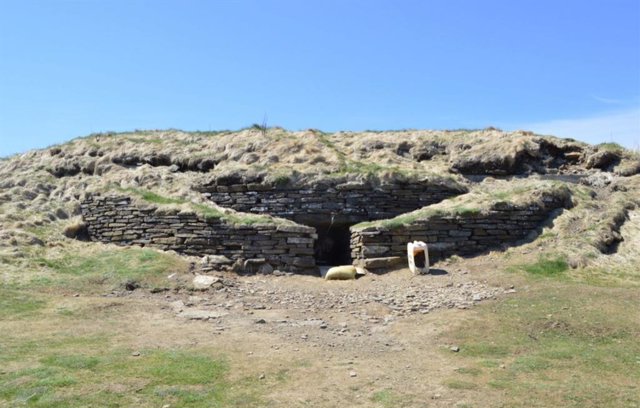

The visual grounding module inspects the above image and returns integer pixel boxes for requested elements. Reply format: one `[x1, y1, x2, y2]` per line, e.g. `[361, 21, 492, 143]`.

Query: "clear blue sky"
[1, 0, 639, 156]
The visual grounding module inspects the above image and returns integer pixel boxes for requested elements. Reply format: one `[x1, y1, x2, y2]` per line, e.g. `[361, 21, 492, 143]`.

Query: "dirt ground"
[84, 259, 517, 407]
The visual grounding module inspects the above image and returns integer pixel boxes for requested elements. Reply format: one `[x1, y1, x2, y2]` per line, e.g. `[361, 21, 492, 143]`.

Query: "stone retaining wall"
[81, 195, 318, 274]
[350, 199, 569, 263]
[198, 181, 466, 224]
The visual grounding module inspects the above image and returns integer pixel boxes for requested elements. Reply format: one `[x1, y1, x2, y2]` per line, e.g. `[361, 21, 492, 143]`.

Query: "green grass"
[489, 185, 533, 201]
[442, 283, 640, 407]
[31, 246, 187, 293]
[0, 289, 46, 319]
[537, 231, 558, 241]
[190, 130, 231, 137]
[354, 207, 446, 230]
[136, 190, 186, 205]
[126, 137, 164, 144]
[273, 174, 291, 186]
[455, 367, 482, 376]
[371, 389, 411, 407]
[41, 354, 100, 370]
[0, 347, 262, 408]
[518, 254, 569, 277]
[444, 380, 478, 390]
[597, 142, 625, 153]
[140, 351, 226, 384]
[0, 306, 264, 408]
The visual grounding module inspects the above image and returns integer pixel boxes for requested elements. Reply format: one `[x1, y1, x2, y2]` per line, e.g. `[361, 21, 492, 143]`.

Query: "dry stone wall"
[198, 181, 466, 224]
[351, 198, 570, 263]
[81, 195, 318, 274]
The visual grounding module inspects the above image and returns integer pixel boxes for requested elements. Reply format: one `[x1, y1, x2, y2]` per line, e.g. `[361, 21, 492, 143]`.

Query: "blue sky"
[1, 0, 639, 156]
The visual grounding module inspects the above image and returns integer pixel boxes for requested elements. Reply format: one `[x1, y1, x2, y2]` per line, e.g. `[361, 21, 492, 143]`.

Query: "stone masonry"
[350, 197, 571, 263]
[197, 180, 467, 225]
[81, 195, 318, 274]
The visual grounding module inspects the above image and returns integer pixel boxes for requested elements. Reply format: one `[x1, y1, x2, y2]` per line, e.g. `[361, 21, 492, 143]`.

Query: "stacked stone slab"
[81, 195, 317, 274]
[351, 197, 571, 263]
[197, 179, 467, 224]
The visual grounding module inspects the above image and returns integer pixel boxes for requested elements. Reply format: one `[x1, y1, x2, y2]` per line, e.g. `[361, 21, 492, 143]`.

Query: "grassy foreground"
[441, 282, 640, 408]
[1, 244, 639, 407]
[0, 247, 270, 408]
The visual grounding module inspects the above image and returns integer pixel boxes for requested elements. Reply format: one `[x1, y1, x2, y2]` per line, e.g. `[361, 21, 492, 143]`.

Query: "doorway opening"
[311, 222, 353, 266]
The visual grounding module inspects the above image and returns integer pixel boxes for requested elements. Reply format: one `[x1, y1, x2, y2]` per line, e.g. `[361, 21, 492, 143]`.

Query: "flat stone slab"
[192, 275, 221, 290]
[354, 256, 404, 270]
[178, 310, 228, 320]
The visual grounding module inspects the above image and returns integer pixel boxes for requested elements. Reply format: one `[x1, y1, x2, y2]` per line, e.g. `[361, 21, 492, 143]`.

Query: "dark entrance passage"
[311, 223, 353, 266]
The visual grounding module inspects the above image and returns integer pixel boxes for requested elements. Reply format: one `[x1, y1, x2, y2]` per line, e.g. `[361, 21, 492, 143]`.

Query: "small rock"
[29, 236, 45, 246]
[450, 346, 460, 352]
[55, 208, 69, 220]
[243, 258, 269, 274]
[258, 263, 274, 275]
[192, 274, 220, 290]
[131, 351, 141, 357]
[585, 150, 620, 170]
[170, 300, 185, 313]
[258, 373, 265, 380]
[124, 280, 140, 291]
[255, 318, 267, 324]
[432, 393, 442, 400]
[349, 371, 357, 377]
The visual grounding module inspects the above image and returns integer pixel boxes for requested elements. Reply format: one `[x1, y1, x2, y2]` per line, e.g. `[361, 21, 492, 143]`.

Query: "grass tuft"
[0, 289, 46, 319]
[42, 355, 100, 370]
[371, 389, 410, 407]
[597, 142, 625, 153]
[32, 247, 187, 293]
[444, 379, 478, 390]
[519, 255, 569, 277]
